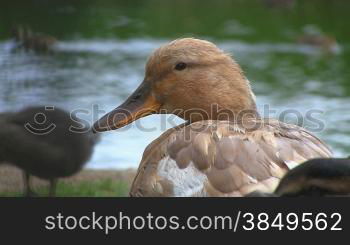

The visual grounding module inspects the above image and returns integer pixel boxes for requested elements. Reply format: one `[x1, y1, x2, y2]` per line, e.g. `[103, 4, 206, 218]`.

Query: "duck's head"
[93, 38, 258, 132]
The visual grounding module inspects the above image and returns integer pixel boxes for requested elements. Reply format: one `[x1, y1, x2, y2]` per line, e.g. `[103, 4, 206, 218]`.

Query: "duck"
[12, 25, 56, 53]
[262, 0, 295, 9]
[93, 38, 332, 197]
[246, 158, 350, 197]
[0, 106, 98, 196]
[296, 25, 338, 54]
[297, 34, 337, 54]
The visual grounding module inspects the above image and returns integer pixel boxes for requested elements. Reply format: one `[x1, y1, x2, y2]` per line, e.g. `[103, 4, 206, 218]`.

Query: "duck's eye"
[175, 62, 187, 71]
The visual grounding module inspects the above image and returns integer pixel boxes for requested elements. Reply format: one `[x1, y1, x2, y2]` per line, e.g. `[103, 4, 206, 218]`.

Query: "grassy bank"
[0, 179, 130, 197]
[0, 165, 136, 197]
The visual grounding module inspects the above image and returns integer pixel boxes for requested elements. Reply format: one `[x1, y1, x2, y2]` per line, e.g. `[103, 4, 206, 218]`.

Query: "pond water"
[0, 0, 349, 169]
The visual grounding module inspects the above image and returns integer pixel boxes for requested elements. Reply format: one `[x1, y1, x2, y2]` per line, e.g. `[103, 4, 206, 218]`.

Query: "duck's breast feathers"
[130, 119, 332, 197]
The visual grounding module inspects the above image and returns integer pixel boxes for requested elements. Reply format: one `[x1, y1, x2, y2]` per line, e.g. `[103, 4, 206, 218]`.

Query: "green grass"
[0, 179, 130, 197]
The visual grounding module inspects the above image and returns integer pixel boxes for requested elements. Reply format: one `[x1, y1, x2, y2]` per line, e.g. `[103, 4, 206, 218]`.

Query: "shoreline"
[0, 164, 136, 193]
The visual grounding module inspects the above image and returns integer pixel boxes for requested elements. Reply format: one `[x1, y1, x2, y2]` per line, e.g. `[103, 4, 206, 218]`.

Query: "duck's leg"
[22, 172, 37, 197]
[49, 178, 57, 197]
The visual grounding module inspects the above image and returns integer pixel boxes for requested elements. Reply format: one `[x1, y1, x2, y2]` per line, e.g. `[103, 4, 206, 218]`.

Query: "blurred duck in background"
[0, 106, 99, 197]
[262, 0, 295, 9]
[246, 158, 350, 197]
[12, 25, 56, 53]
[297, 25, 339, 54]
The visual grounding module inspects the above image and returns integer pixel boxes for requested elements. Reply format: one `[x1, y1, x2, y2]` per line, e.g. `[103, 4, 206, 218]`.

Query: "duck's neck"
[211, 91, 260, 122]
[182, 90, 260, 124]
[204, 63, 260, 122]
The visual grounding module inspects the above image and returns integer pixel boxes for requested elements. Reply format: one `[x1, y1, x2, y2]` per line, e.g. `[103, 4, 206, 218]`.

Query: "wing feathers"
[130, 119, 332, 197]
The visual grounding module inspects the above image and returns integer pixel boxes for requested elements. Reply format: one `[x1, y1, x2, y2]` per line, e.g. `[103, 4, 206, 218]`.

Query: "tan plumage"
[93, 38, 332, 197]
[130, 119, 331, 197]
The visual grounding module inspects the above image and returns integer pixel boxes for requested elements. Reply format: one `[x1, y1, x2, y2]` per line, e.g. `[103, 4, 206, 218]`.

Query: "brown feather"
[130, 119, 332, 197]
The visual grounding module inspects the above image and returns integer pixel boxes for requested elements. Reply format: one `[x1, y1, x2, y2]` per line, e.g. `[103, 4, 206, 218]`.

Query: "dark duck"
[0, 106, 99, 196]
[12, 25, 56, 53]
[246, 158, 350, 197]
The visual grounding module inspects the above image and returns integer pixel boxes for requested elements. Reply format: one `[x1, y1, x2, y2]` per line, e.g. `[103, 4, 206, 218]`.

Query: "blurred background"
[0, 0, 349, 196]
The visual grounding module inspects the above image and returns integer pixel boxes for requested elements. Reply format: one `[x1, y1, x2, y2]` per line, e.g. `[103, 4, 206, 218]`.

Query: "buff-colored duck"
[93, 38, 332, 197]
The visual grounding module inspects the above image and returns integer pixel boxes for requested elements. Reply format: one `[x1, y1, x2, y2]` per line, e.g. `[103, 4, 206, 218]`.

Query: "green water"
[0, 0, 349, 168]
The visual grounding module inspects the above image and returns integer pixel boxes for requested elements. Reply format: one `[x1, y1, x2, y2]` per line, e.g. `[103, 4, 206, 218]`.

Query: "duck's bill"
[92, 82, 161, 132]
